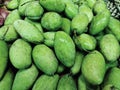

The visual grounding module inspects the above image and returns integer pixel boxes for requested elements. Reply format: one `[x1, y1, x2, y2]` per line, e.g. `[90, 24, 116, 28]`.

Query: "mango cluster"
[0, 0, 120, 90]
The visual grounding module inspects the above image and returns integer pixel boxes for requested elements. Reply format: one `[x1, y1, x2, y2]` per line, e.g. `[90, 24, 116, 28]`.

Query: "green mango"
[86, 0, 96, 8]
[71, 13, 89, 35]
[54, 31, 76, 67]
[61, 17, 71, 35]
[40, 0, 65, 13]
[100, 34, 120, 61]
[79, 4, 93, 22]
[33, 74, 59, 90]
[0, 25, 18, 42]
[89, 9, 110, 35]
[41, 12, 62, 31]
[18, 0, 34, 16]
[25, 1, 44, 20]
[93, 0, 107, 14]
[7, 0, 19, 10]
[57, 74, 77, 90]
[12, 64, 39, 90]
[43, 32, 55, 47]
[13, 20, 44, 44]
[65, 2, 79, 19]
[81, 50, 106, 85]
[103, 67, 120, 89]
[32, 44, 58, 75]
[78, 74, 91, 90]
[0, 68, 14, 90]
[25, 17, 43, 33]
[4, 9, 21, 25]
[74, 33, 96, 51]
[0, 40, 8, 79]
[9, 39, 32, 69]
[108, 17, 120, 42]
[71, 51, 84, 75]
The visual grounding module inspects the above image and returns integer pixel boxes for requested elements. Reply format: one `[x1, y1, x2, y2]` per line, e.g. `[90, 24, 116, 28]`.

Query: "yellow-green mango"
[9, 39, 32, 69]
[81, 50, 106, 85]
[54, 31, 76, 67]
[32, 44, 58, 75]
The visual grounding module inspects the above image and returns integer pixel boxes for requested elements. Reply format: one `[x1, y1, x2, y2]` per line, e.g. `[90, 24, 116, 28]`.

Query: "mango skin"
[81, 50, 106, 85]
[32, 44, 58, 75]
[54, 31, 76, 67]
[41, 12, 62, 31]
[57, 74, 77, 90]
[103, 67, 120, 89]
[14, 20, 44, 44]
[89, 9, 110, 35]
[12, 64, 39, 90]
[32, 74, 59, 90]
[71, 13, 89, 35]
[9, 39, 32, 69]
[100, 34, 120, 61]
[0, 68, 14, 90]
[0, 40, 8, 80]
[108, 17, 120, 42]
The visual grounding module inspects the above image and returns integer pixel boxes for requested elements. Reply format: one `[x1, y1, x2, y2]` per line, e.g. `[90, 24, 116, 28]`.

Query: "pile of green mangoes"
[0, 0, 120, 90]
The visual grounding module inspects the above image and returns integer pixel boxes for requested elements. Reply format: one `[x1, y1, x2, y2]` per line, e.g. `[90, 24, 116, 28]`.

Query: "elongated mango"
[0, 40, 8, 79]
[32, 44, 58, 75]
[9, 39, 32, 69]
[100, 34, 120, 61]
[12, 64, 39, 90]
[54, 31, 76, 67]
[13, 20, 44, 44]
[32, 74, 59, 90]
[81, 50, 106, 85]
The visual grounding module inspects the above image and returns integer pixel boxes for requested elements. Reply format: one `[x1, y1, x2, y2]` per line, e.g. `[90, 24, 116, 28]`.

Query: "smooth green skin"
[86, 0, 96, 9]
[25, 1, 44, 20]
[71, 51, 84, 75]
[54, 31, 76, 67]
[74, 33, 96, 51]
[100, 34, 120, 61]
[108, 17, 120, 42]
[43, 32, 55, 47]
[61, 18, 71, 35]
[89, 9, 110, 35]
[41, 12, 62, 31]
[12, 64, 39, 90]
[102, 84, 119, 90]
[40, 0, 65, 13]
[0, 68, 14, 90]
[0, 40, 8, 80]
[7, 0, 19, 10]
[71, 13, 89, 35]
[14, 20, 44, 44]
[103, 67, 120, 89]
[65, 2, 79, 19]
[93, 0, 107, 14]
[57, 64, 65, 73]
[32, 74, 59, 90]
[78, 75, 90, 90]
[57, 74, 77, 90]
[79, 4, 93, 22]
[0, 25, 18, 42]
[32, 44, 58, 75]
[25, 17, 43, 33]
[9, 39, 32, 69]
[81, 50, 106, 85]
[18, 0, 34, 16]
[4, 9, 21, 25]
